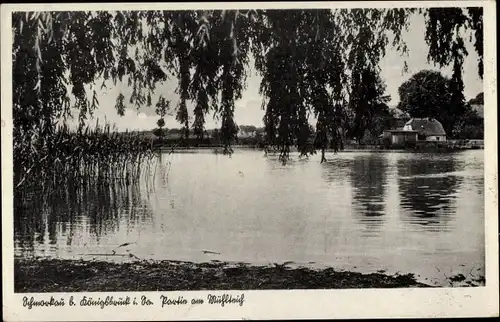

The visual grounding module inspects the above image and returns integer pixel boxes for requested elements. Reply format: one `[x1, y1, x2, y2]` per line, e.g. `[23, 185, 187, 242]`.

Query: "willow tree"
[12, 7, 484, 176]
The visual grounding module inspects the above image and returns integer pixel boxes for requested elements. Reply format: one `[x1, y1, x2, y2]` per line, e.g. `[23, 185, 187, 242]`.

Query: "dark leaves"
[176, 99, 190, 138]
[466, 7, 483, 79]
[12, 8, 483, 173]
[155, 95, 170, 118]
[424, 7, 474, 73]
[115, 93, 126, 116]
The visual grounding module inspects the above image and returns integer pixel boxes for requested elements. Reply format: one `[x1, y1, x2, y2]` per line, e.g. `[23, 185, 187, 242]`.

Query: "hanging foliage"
[12, 7, 484, 173]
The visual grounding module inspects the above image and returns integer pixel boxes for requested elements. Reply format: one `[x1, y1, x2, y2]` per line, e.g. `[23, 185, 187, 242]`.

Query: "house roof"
[404, 118, 446, 136]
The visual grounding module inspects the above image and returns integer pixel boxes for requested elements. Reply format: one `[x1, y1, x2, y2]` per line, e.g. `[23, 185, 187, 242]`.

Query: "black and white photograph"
[2, 1, 498, 320]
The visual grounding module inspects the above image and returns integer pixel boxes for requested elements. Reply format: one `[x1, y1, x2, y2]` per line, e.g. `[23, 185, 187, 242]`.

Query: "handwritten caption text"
[22, 293, 245, 310]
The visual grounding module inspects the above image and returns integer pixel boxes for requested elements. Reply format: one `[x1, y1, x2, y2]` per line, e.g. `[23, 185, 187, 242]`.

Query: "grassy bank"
[14, 258, 432, 292]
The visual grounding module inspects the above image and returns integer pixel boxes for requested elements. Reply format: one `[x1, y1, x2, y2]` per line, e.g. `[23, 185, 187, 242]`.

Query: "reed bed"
[14, 122, 159, 204]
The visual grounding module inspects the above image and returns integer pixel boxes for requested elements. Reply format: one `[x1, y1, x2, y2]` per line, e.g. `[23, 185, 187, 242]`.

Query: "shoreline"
[156, 144, 484, 154]
[15, 258, 433, 293]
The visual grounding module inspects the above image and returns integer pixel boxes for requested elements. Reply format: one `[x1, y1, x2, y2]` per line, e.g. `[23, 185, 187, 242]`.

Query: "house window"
[436, 137, 440, 141]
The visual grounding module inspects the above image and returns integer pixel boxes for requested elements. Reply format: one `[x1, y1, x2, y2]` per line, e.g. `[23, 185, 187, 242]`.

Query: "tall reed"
[14, 121, 158, 204]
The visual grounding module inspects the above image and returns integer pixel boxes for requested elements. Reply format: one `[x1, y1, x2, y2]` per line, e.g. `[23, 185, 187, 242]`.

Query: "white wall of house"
[425, 135, 447, 142]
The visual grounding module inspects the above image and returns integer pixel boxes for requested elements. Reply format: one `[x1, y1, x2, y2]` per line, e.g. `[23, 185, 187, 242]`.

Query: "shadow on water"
[319, 158, 352, 183]
[318, 154, 388, 234]
[349, 154, 388, 232]
[397, 155, 462, 230]
[14, 177, 154, 256]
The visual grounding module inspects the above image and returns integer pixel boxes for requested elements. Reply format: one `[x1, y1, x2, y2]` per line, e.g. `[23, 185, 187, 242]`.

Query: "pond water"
[14, 149, 485, 287]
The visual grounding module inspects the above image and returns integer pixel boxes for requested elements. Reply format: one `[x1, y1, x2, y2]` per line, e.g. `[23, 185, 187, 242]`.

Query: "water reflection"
[14, 178, 153, 257]
[397, 155, 462, 229]
[349, 155, 388, 232]
[320, 158, 352, 183]
[13, 150, 484, 287]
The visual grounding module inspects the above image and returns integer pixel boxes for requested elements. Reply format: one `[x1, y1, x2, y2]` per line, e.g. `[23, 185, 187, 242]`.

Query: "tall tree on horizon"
[397, 69, 471, 137]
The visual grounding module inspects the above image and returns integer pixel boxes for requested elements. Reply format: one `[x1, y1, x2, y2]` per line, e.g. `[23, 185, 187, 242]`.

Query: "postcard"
[2, 1, 498, 320]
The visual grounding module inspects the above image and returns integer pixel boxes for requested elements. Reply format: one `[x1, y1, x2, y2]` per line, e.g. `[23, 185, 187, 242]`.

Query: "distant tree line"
[150, 71, 485, 148]
[150, 125, 270, 148]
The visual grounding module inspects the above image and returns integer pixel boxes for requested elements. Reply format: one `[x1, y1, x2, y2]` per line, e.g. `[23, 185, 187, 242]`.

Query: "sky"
[65, 12, 483, 132]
